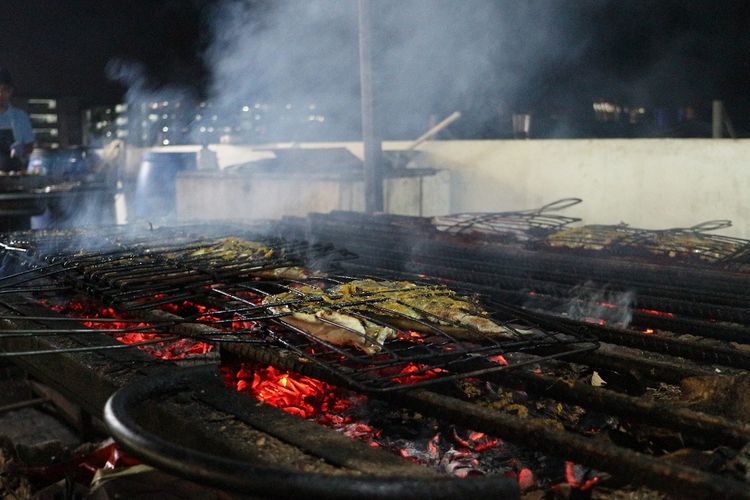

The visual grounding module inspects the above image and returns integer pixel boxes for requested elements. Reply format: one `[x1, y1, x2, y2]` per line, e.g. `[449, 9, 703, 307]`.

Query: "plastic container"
[133, 151, 196, 220]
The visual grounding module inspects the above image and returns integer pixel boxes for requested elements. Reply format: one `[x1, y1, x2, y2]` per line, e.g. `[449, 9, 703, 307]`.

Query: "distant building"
[17, 96, 82, 148]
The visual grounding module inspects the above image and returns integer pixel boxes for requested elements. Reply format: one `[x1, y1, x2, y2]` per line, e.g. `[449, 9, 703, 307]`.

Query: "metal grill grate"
[543, 220, 750, 267]
[0, 226, 597, 392]
[0, 225, 352, 310]
[203, 276, 598, 392]
[431, 198, 582, 242]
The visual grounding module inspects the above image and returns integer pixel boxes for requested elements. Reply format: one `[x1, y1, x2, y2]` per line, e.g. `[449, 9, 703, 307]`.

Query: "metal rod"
[0, 286, 72, 295]
[0, 315, 175, 323]
[0, 336, 180, 357]
[359, 0, 384, 213]
[407, 111, 461, 150]
[394, 389, 750, 500]
[0, 327, 169, 337]
[712, 100, 723, 138]
[0, 397, 49, 414]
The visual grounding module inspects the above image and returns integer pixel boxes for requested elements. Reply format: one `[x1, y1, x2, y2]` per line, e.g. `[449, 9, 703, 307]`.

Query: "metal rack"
[432, 198, 582, 242]
[207, 276, 598, 392]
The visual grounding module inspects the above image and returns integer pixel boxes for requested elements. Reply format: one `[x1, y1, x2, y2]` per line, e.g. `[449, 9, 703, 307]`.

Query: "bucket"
[29, 147, 92, 179]
[134, 152, 196, 220]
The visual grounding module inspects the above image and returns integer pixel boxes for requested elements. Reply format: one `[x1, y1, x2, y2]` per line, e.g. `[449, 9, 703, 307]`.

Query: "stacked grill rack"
[431, 197, 583, 242]
[201, 277, 597, 392]
[541, 219, 750, 267]
[0, 225, 597, 392]
[278, 211, 750, 371]
[3, 220, 750, 498]
[1, 225, 349, 307]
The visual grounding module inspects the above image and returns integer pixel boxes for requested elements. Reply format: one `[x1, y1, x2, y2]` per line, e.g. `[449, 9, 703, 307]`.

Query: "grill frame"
[3, 219, 750, 499]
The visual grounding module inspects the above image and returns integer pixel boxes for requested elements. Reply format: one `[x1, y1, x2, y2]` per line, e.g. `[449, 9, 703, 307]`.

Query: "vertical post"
[712, 100, 723, 138]
[358, 0, 384, 213]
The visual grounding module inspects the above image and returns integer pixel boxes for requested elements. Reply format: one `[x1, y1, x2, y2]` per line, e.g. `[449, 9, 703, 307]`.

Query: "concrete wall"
[139, 139, 750, 238]
[419, 139, 750, 238]
[175, 170, 450, 221]
[159, 142, 448, 221]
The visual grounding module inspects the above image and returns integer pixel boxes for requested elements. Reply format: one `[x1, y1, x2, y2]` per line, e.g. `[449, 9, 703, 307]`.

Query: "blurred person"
[0, 67, 34, 171]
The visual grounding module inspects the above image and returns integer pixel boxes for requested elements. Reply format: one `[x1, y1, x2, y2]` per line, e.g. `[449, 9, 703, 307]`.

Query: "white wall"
[140, 139, 750, 238]
[419, 139, 750, 238]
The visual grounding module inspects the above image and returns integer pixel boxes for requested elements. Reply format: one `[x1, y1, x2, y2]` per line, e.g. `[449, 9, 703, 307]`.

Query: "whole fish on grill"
[332, 280, 521, 338]
[262, 279, 526, 354]
[188, 237, 311, 279]
[545, 224, 634, 251]
[262, 284, 396, 353]
[189, 237, 275, 260]
[641, 231, 746, 262]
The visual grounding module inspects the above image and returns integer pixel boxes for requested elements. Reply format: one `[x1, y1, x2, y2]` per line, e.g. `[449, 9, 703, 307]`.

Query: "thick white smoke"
[203, 0, 590, 140]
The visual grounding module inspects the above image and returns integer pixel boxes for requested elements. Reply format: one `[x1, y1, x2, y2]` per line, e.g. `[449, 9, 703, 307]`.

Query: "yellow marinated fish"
[332, 279, 516, 338]
[262, 285, 395, 354]
[190, 237, 275, 260]
[262, 279, 522, 353]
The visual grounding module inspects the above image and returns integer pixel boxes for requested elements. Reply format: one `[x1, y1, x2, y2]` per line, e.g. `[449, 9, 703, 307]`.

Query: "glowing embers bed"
[43, 298, 214, 360]
[220, 359, 597, 490]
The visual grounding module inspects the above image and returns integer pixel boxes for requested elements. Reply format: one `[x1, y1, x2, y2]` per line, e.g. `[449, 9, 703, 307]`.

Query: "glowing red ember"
[389, 363, 446, 384]
[60, 300, 213, 359]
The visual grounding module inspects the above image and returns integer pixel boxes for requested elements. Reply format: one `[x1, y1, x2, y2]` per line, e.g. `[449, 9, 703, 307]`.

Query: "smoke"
[204, 1, 360, 140]
[106, 59, 197, 146]
[87, 0, 603, 225]
[106, 59, 197, 105]
[558, 282, 635, 329]
[203, 0, 592, 140]
[97, 0, 602, 143]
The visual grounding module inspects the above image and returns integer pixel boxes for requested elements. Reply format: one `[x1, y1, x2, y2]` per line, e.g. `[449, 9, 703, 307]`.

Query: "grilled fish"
[189, 237, 310, 279]
[262, 285, 395, 353]
[545, 225, 633, 251]
[190, 237, 275, 260]
[332, 279, 518, 339]
[262, 279, 523, 353]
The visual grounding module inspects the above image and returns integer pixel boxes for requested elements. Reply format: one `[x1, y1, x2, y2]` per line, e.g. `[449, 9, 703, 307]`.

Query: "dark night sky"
[3, 0, 750, 132]
[2, 0, 211, 104]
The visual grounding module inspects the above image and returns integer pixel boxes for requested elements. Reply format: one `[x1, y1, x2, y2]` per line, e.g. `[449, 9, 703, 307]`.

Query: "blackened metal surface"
[0, 227, 598, 392]
[207, 335, 750, 500]
[105, 365, 521, 500]
[394, 389, 750, 500]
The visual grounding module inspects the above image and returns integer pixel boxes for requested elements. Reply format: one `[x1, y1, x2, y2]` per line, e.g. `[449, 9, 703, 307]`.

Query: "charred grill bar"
[1, 220, 750, 498]
[281, 210, 750, 348]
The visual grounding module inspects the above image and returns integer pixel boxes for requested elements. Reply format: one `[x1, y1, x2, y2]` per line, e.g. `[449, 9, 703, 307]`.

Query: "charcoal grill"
[2, 220, 750, 499]
[0, 225, 596, 392]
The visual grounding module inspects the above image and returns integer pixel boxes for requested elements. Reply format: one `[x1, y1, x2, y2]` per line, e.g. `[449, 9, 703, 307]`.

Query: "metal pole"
[358, 0, 384, 213]
[712, 100, 723, 138]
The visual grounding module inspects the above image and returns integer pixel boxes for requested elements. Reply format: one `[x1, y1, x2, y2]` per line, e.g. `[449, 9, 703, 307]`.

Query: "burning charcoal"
[439, 448, 483, 478]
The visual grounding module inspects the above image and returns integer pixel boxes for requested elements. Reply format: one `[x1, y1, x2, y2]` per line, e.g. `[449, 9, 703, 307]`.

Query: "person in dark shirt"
[0, 67, 34, 171]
